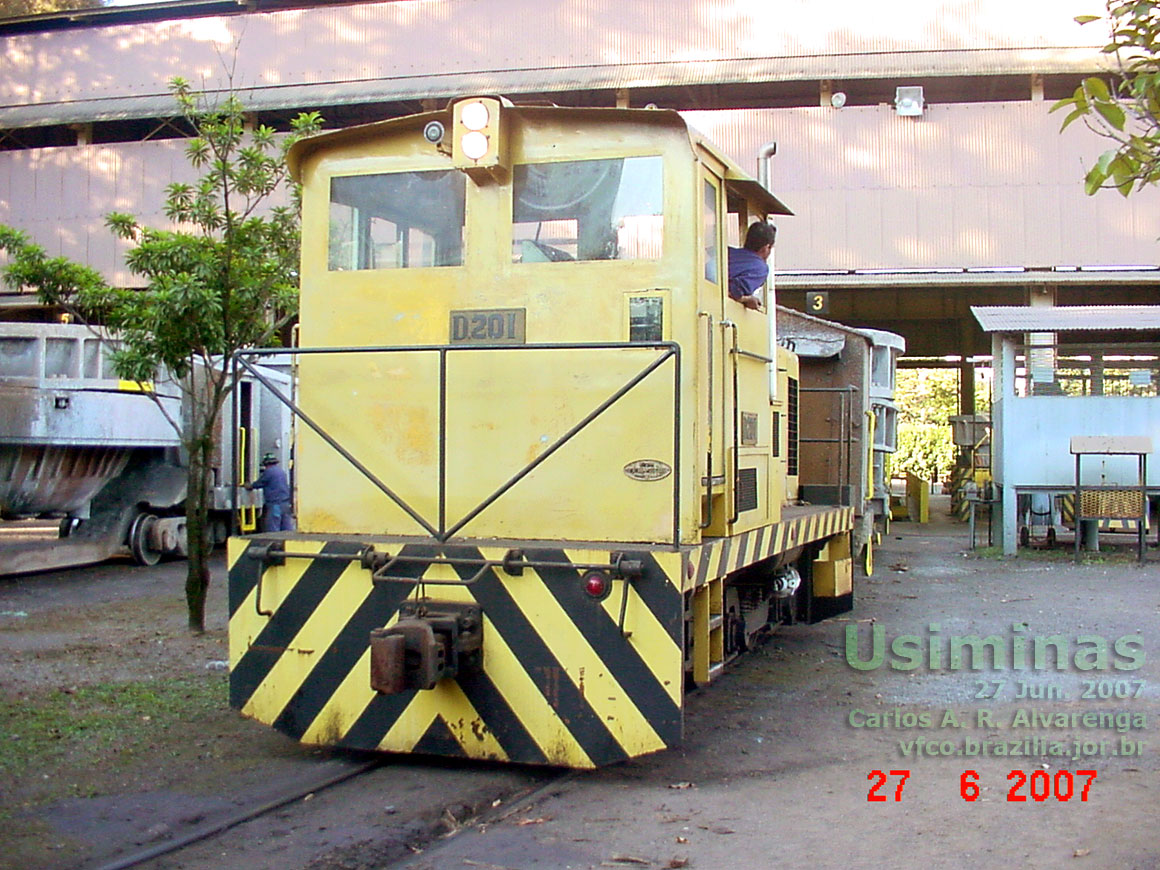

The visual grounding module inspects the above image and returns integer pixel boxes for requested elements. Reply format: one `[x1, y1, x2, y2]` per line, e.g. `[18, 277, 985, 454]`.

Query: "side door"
[723, 189, 776, 534]
[698, 170, 729, 535]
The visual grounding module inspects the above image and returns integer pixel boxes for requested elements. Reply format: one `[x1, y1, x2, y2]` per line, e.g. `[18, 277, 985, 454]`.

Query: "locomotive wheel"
[862, 539, 874, 576]
[129, 513, 162, 566]
[784, 558, 813, 626]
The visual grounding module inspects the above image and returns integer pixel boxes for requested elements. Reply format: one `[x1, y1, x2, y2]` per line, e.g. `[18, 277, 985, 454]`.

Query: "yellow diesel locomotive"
[228, 98, 855, 768]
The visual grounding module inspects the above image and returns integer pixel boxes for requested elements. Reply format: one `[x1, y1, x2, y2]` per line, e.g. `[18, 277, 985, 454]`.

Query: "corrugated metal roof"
[1, 47, 1104, 130]
[777, 270, 1160, 290]
[777, 304, 906, 353]
[971, 305, 1160, 332]
[0, 0, 1110, 129]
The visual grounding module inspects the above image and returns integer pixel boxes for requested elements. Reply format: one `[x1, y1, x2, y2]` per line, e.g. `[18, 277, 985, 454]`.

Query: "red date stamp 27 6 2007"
[867, 769, 1098, 802]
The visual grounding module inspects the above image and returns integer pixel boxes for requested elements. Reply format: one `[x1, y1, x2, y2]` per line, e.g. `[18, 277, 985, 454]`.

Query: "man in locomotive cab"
[727, 221, 777, 310]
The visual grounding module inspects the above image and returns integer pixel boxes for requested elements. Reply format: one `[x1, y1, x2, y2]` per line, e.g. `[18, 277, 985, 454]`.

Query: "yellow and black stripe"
[229, 541, 684, 768]
[687, 506, 853, 587]
[228, 505, 852, 768]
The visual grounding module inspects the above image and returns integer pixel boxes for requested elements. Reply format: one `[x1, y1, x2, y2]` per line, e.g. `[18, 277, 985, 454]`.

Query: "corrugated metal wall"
[3, 102, 1156, 285]
[2, 0, 1155, 284]
[0, 0, 1106, 113]
[0, 139, 291, 286]
[686, 103, 1160, 271]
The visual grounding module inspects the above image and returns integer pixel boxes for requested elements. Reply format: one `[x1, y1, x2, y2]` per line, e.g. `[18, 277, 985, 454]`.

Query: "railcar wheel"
[129, 513, 162, 566]
[210, 517, 230, 545]
[783, 557, 813, 625]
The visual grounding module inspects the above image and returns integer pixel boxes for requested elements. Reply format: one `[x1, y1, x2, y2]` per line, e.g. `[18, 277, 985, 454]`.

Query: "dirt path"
[0, 555, 538, 870]
[399, 515, 1160, 870]
[2, 508, 1157, 870]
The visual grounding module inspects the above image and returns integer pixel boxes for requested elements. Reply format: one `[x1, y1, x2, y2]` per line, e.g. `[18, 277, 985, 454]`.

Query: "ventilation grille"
[736, 467, 758, 513]
[787, 376, 799, 476]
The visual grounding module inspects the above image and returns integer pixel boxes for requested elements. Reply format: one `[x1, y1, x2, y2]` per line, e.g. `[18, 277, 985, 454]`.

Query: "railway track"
[90, 758, 382, 870]
[87, 756, 569, 870]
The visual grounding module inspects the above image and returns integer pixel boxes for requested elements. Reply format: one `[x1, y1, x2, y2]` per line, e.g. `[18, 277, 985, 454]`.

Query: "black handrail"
[232, 341, 682, 545]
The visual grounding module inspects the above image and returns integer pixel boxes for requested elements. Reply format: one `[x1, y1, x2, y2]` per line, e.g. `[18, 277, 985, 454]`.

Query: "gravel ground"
[397, 513, 1160, 870]
[2, 502, 1158, 870]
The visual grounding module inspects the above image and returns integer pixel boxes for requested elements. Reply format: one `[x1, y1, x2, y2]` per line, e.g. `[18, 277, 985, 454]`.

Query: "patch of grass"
[968, 544, 1144, 564]
[969, 546, 1005, 559]
[0, 673, 227, 785]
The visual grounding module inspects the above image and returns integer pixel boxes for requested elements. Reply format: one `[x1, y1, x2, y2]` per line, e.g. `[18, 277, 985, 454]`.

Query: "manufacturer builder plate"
[623, 459, 672, 482]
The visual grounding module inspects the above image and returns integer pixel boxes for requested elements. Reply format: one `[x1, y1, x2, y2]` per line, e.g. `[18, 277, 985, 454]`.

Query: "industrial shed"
[974, 304, 1160, 554]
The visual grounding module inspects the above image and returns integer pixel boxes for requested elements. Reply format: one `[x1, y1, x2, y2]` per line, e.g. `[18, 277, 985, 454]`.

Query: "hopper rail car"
[228, 97, 895, 768]
[0, 322, 292, 576]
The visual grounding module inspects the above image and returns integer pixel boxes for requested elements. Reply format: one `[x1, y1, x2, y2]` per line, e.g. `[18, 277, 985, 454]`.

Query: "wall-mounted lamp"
[895, 86, 924, 116]
[830, 91, 847, 109]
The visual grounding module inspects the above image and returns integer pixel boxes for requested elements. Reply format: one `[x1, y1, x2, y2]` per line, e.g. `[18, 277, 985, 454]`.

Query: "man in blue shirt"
[727, 221, 777, 310]
[248, 453, 294, 532]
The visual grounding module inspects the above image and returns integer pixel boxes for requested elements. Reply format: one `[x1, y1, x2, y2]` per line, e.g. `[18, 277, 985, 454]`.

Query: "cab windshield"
[512, 156, 663, 263]
[328, 170, 466, 271]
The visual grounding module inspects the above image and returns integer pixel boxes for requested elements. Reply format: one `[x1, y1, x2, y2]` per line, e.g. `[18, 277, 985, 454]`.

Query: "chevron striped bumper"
[227, 506, 853, 768]
[229, 540, 684, 767]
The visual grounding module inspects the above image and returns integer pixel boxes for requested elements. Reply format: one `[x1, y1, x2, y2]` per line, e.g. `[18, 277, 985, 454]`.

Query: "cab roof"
[287, 102, 793, 216]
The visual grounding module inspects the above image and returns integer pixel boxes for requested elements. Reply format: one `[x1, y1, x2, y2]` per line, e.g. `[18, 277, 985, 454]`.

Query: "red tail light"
[582, 570, 611, 600]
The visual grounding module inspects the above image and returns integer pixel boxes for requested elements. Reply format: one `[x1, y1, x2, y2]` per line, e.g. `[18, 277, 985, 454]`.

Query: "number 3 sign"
[806, 291, 829, 315]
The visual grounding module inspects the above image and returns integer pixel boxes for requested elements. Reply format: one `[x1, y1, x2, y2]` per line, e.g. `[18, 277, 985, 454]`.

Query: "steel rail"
[88, 759, 381, 870]
[87, 759, 573, 870]
[390, 771, 582, 870]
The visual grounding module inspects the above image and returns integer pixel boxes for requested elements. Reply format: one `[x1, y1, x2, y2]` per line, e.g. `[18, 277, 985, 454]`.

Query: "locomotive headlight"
[582, 570, 612, 601]
[452, 96, 507, 178]
[460, 100, 490, 131]
[460, 130, 489, 161]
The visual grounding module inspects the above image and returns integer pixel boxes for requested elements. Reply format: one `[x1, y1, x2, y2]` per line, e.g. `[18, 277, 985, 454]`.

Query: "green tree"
[1054, 1, 1160, 195]
[0, 0, 100, 18]
[891, 368, 989, 482]
[0, 79, 321, 632]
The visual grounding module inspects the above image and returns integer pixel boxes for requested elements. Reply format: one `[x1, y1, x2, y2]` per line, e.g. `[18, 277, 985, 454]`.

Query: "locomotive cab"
[287, 98, 791, 545]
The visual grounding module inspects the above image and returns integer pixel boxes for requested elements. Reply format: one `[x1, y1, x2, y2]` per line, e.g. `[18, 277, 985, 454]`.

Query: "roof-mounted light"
[461, 130, 489, 160]
[452, 97, 509, 182]
[460, 100, 490, 132]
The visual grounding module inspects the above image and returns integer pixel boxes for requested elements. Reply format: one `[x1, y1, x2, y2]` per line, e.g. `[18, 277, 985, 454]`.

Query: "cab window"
[328, 170, 465, 271]
[512, 156, 663, 262]
[703, 179, 719, 283]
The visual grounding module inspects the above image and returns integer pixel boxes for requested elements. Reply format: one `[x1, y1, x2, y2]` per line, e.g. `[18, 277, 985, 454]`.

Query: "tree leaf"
[0, 82, 324, 634]
[1084, 76, 1112, 101]
[1059, 106, 1088, 131]
[1094, 98, 1127, 130]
